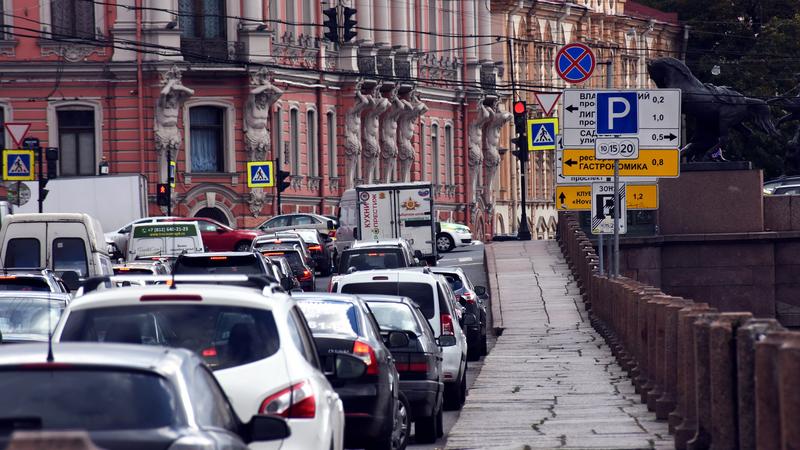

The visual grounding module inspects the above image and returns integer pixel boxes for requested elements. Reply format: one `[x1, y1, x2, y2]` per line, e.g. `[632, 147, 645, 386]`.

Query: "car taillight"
[328, 230, 336, 238]
[396, 354, 429, 373]
[352, 340, 379, 375]
[201, 347, 217, 357]
[308, 245, 322, 251]
[441, 313, 455, 335]
[260, 380, 316, 419]
[461, 291, 477, 304]
[299, 270, 312, 281]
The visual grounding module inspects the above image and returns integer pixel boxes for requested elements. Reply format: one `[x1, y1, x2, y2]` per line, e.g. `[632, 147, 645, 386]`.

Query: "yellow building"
[490, 0, 683, 238]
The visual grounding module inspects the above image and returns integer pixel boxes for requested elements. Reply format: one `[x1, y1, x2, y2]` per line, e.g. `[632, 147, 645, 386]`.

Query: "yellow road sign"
[561, 148, 679, 177]
[557, 184, 658, 210]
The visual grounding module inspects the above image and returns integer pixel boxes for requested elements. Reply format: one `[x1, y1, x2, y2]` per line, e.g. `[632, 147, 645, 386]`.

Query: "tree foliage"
[635, 0, 800, 177]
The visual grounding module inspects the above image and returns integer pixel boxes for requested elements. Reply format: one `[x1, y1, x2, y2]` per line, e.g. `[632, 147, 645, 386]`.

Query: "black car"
[259, 246, 315, 291]
[172, 252, 273, 276]
[362, 294, 445, 444]
[288, 228, 335, 276]
[265, 256, 301, 291]
[431, 267, 488, 360]
[293, 292, 410, 450]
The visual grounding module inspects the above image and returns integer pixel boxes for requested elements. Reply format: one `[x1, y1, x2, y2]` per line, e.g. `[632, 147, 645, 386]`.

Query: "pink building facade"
[0, 0, 506, 237]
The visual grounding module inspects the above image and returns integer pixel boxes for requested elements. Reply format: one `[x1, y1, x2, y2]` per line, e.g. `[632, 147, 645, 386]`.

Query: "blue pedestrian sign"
[3, 149, 35, 181]
[527, 118, 559, 151]
[247, 161, 274, 188]
[596, 92, 639, 135]
[556, 43, 596, 84]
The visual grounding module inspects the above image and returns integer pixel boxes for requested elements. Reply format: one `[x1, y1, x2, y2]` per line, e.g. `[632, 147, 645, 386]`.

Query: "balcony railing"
[180, 38, 244, 63]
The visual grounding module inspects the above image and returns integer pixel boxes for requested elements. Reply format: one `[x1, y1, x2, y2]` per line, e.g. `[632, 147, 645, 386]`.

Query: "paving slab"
[445, 240, 672, 450]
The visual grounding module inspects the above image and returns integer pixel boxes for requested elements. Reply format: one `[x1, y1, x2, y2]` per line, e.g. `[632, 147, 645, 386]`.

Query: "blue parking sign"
[597, 92, 638, 135]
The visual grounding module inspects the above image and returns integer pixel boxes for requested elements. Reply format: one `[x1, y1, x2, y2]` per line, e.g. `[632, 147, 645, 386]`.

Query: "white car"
[104, 216, 177, 257]
[436, 222, 473, 253]
[332, 268, 469, 410]
[54, 278, 350, 450]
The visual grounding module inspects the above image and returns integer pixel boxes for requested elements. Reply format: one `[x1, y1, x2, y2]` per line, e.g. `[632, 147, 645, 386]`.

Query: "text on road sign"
[561, 148, 679, 177]
[556, 184, 657, 211]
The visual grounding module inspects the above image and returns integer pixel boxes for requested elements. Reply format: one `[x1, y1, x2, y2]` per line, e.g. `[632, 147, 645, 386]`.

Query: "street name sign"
[247, 161, 275, 188]
[591, 182, 627, 235]
[561, 148, 680, 178]
[527, 118, 558, 151]
[562, 89, 681, 148]
[2, 149, 35, 181]
[556, 43, 596, 84]
[595, 136, 639, 160]
[557, 184, 658, 211]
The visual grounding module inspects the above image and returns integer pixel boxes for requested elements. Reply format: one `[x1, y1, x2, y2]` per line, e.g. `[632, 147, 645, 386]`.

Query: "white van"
[0, 213, 113, 289]
[127, 221, 204, 261]
[333, 267, 469, 410]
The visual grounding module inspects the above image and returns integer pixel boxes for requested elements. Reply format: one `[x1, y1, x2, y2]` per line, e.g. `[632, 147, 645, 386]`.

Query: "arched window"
[431, 123, 439, 185]
[327, 111, 337, 178]
[306, 110, 318, 176]
[189, 106, 225, 173]
[428, 0, 437, 51]
[290, 108, 300, 174]
[444, 124, 454, 184]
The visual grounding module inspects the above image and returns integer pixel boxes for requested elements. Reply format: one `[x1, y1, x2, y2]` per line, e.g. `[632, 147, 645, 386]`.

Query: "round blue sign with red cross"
[556, 43, 596, 84]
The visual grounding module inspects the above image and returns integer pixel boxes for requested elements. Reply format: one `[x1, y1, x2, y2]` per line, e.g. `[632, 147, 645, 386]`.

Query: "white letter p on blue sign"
[597, 92, 638, 135]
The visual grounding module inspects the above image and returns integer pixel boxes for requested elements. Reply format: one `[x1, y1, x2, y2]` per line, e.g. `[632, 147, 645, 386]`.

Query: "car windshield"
[341, 282, 435, 319]
[0, 297, 64, 341]
[173, 255, 263, 275]
[0, 368, 179, 432]
[367, 302, 422, 335]
[0, 277, 51, 292]
[442, 274, 464, 291]
[297, 299, 360, 337]
[60, 305, 280, 370]
[261, 251, 304, 272]
[339, 249, 405, 272]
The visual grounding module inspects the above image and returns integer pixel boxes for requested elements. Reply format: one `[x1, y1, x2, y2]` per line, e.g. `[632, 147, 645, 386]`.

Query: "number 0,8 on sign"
[595, 137, 639, 160]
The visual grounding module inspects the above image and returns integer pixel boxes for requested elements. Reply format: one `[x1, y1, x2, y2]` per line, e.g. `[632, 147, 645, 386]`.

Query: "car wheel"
[458, 369, 467, 406]
[234, 241, 251, 252]
[435, 404, 444, 438]
[366, 393, 409, 450]
[436, 233, 455, 253]
[414, 403, 440, 444]
[443, 379, 463, 411]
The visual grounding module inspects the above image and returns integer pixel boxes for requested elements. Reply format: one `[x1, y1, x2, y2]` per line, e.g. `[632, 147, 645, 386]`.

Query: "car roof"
[0, 291, 71, 302]
[66, 283, 292, 313]
[336, 268, 438, 283]
[0, 342, 195, 377]
[430, 266, 465, 276]
[177, 251, 257, 258]
[291, 292, 361, 304]
[358, 294, 415, 304]
[350, 239, 408, 249]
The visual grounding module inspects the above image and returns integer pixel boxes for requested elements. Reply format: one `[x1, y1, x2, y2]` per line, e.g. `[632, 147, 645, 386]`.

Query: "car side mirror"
[324, 353, 367, 379]
[61, 271, 81, 292]
[474, 285, 487, 297]
[246, 415, 291, 442]
[413, 250, 423, 259]
[386, 331, 410, 348]
[463, 313, 478, 327]
[437, 335, 457, 347]
[327, 219, 335, 230]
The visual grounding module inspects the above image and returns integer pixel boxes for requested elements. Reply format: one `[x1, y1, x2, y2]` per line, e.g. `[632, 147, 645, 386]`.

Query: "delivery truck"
[337, 182, 439, 265]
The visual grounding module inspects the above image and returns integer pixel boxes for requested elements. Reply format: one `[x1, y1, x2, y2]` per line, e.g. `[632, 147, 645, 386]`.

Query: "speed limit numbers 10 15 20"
[595, 136, 639, 160]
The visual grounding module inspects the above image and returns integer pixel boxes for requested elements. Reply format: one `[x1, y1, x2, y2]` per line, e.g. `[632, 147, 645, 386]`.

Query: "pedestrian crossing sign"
[527, 118, 559, 151]
[246, 161, 274, 188]
[3, 149, 35, 181]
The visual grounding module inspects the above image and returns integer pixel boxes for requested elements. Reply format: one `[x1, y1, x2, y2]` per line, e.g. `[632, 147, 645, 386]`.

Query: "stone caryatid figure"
[244, 68, 283, 162]
[397, 91, 428, 182]
[467, 98, 492, 203]
[380, 88, 405, 183]
[362, 84, 390, 184]
[483, 103, 511, 206]
[154, 66, 194, 160]
[344, 80, 370, 189]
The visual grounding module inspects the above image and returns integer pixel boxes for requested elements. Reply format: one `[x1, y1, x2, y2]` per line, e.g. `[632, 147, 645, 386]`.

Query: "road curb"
[484, 243, 504, 335]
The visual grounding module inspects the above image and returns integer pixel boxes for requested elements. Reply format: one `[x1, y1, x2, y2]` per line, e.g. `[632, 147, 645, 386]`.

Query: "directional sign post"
[247, 161, 275, 188]
[591, 182, 626, 235]
[556, 43, 596, 84]
[527, 118, 558, 151]
[561, 89, 681, 148]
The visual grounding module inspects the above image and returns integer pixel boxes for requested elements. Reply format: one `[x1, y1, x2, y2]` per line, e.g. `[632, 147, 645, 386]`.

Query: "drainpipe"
[135, 0, 145, 199]
[681, 25, 690, 62]
[317, 4, 325, 215]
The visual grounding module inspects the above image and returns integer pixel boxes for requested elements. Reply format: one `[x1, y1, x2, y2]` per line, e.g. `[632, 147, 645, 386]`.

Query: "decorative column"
[111, 0, 137, 62]
[373, 0, 391, 48]
[356, 0, 374, 44]
[344, 81, 370, 190]
[478, 0, 492, 63]
[154, 66, 194, 208]
[240, 0, 271, 64]
[143, 0, 182, 61]
[245, 69, 283, 216]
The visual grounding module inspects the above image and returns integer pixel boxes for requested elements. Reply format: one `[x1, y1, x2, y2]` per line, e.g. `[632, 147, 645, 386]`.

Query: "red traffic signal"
[156, 183, 170, 206]
[513, 101, 526, 115]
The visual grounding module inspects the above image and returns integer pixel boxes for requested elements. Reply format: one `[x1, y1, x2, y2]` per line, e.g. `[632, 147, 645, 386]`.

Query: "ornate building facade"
[491, 0, 683, 239]
[0, 0, 513, 237]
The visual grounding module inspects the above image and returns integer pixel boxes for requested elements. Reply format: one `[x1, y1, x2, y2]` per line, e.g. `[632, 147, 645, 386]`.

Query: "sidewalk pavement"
[445, 240, 673, 449]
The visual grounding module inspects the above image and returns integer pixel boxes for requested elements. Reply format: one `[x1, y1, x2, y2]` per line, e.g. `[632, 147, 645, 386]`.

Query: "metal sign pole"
[598, 233, 604, 275]
[37, 146, 43, 213]
[166, 150, 172, 217]
[613, 160, 620, 277]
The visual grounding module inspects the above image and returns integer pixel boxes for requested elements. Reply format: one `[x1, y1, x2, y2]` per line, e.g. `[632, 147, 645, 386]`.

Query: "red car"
[168, 217, 262, 252]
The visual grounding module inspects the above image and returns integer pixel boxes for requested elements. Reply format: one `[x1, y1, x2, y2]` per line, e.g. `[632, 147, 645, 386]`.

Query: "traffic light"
[156, 183, 170, 206]
[45, 147, 58, 180]
[39, 178, 49, 202]
[323, 7, 338, 42]
[277, 169, 291, 194]
[511, 101, 528, 162]
[342, 7, 357, 42]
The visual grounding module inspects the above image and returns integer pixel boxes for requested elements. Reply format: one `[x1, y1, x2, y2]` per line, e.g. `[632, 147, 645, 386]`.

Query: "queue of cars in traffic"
[0, 207, 483, 450]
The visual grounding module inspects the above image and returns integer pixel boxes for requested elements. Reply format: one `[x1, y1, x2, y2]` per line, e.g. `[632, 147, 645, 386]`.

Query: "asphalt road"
[315, 242, 494, 450]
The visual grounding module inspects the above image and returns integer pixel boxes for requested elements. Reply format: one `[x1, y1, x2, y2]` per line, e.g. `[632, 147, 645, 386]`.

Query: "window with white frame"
[290, 108, 300, 174]
[431, 123, 439, 185]
[307, 110, 318, 176]
[57, 110, 96, 176]
[327, 111, 336, 178]
[51, 0, 95, 38]
[189, 106, 225, 173]
[444, 124, 454, 184]
[179, 0, 226, 40]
